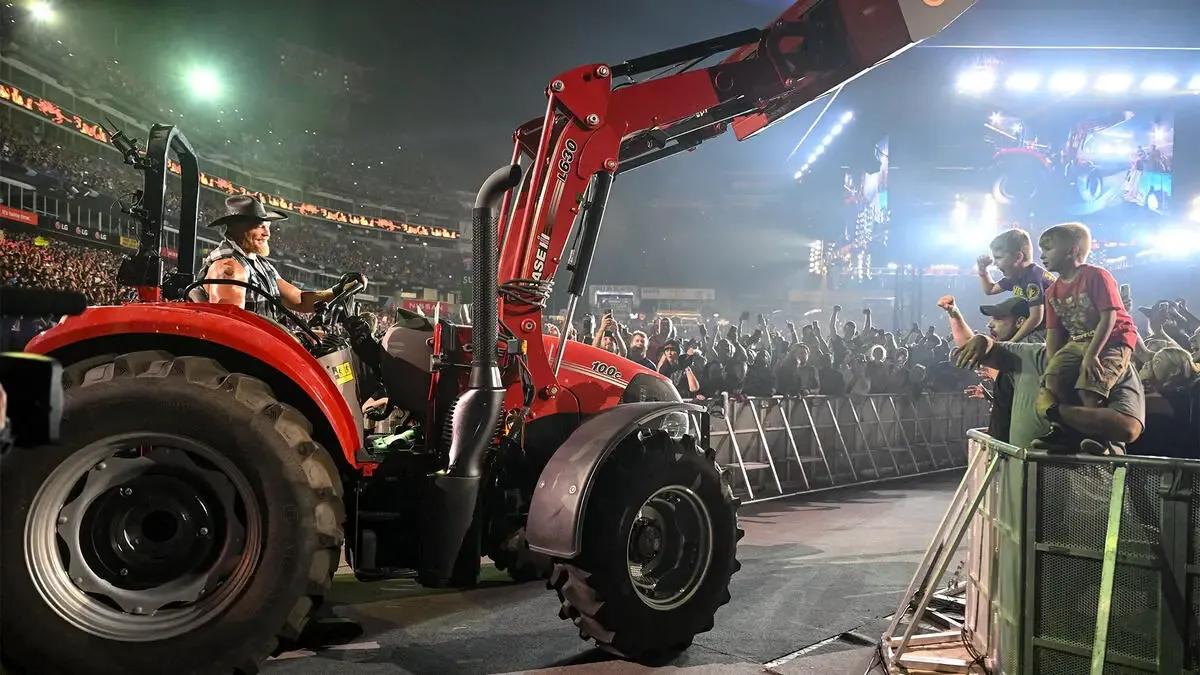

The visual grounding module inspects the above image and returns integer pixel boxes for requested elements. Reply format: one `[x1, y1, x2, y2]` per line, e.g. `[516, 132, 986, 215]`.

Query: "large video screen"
[984, 107, 1173, 224]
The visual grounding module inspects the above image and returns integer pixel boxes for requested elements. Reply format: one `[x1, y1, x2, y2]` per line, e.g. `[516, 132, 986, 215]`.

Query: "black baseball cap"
[980, 296, 1030, 319]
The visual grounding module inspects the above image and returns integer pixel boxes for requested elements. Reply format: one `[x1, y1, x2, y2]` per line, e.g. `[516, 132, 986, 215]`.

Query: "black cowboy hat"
[209, 195, 288, 230]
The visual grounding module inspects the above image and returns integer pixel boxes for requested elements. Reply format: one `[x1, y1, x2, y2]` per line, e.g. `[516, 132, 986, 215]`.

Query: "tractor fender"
[23, 304, 363, 468]
[525, 400, 705, 558]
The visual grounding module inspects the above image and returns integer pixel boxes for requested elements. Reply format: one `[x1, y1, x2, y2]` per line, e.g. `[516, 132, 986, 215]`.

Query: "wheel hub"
[626, 485, 714, 611]
[80, 472, 223, 591]
[26, 436, 261, 640]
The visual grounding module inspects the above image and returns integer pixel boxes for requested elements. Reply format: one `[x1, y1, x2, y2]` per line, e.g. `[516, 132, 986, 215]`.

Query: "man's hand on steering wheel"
[338, 272, 368, 294]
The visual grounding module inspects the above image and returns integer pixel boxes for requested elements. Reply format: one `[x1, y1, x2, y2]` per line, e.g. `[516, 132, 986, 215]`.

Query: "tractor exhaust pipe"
[420, 163, 522, 587]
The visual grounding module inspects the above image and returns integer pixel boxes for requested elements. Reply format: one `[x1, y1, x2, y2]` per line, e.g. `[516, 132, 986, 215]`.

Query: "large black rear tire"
[550, 430, 741, 660]
[0, 351, 345, 675]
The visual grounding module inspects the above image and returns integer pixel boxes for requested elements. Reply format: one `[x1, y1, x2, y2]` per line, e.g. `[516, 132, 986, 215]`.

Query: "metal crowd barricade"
[700, 392, 988, 503]
[883, 431, 1200, 674]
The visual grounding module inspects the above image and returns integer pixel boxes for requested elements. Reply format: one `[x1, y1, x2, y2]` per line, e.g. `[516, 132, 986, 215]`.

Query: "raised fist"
[976, 254, 993, 272]
[937, 295, 956, 312]
[832, 304, 842, 313]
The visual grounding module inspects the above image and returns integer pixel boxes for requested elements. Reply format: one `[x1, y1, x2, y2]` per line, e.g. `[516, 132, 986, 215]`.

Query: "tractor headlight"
[652, 410, 690, 440]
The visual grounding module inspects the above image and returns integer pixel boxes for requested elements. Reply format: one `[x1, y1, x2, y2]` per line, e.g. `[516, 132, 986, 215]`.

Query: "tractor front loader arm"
[512, 0, 976, 563]
[495, 0, 973, 399]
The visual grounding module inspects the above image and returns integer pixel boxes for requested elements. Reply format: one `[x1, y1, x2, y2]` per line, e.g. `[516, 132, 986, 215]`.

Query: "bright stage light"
[1188, 75, 1200, 91]
[981, 194, 998, 229]
[988, 111, 1003, 126]
[831, 122, 845, 134]
[951, 198, 968, 226]
[1049, 71, 1087, 94]
[1005, 72, 1040, 92]
[1141, 74, 1178, 91]
[186, 67, 223, 100]
[807, 153, 818, 164]
[29, 1, 56, 23]
[840, 111, 854, 123]
[1153, 126, 1168, 143]
[1011, 122, 1023, 133]
[793, 169, 804, 180]
[956, 67, 995, 94]
[822, 133, 835, 144]
[1146, 228, 1200, 258]
[1094, 73, 1133, 93]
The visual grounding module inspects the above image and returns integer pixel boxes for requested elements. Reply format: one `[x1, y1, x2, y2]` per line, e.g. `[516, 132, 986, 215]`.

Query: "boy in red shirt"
[1035, 222, 1138, 448]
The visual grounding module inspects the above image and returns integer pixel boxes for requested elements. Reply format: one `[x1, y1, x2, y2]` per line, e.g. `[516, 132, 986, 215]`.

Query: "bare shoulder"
[207, 257, 248, 280]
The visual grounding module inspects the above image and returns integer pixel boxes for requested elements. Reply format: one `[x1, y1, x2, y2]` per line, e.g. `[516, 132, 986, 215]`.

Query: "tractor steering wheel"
[311, 273, 368, 329]
[180, 278, 321, 342]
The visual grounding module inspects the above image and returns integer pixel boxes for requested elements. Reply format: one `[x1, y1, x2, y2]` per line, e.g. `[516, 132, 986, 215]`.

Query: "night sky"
[28, 0, 1200, 291]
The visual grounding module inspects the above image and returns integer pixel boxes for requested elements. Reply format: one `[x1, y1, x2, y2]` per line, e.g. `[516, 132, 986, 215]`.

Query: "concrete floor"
[265, 472, 964, 675]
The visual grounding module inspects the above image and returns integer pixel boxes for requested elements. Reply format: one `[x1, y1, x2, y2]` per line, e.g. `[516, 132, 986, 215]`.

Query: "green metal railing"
[885, 431, 1200, 674]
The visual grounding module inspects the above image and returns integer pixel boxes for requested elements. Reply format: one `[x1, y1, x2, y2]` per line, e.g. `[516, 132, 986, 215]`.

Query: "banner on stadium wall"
[639, 287, 716, 301]
[0, 80, 459, 241]
[119, 235, 139, 249]
[399, 298, 453, 317]
[0, 204, 38, 226]
[43, 216, 113, 245]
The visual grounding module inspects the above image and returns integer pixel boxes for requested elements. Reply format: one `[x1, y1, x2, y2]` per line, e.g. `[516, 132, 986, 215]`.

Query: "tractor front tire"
[550, 430, 741, 661]
[0, 351, 344, 675]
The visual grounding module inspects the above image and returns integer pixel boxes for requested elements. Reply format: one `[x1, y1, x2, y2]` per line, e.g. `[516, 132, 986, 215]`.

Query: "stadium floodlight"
[956, 67, 995, 94]
[1049, 71, 1087, 94]
[29, 1, 56, 23]
[1141, 74, 1178, 92]
[1005, 72, 1040, 92]
[186, 67, 223, 100]
[1094, 73, 1133, 93]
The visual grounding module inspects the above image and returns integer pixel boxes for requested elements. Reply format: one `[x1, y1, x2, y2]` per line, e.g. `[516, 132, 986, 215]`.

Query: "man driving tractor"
[199, 195, 365, 317]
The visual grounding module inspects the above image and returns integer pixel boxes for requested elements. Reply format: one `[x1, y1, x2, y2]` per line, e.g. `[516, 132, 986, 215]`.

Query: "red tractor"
[0, 1, 972, 673]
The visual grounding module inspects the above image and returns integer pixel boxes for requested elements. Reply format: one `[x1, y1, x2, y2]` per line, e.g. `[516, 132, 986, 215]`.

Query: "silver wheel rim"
[25, 433, 262, 642]
[626, 485, 713, 611]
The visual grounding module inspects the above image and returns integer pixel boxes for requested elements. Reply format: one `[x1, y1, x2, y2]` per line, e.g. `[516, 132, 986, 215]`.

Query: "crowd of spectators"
[268, 223, 461, 291]
[565, 306, 972, 401]
[1, 119, 468, 293]
[0, 232, 132, 306]
[1, 10, 455, 215]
